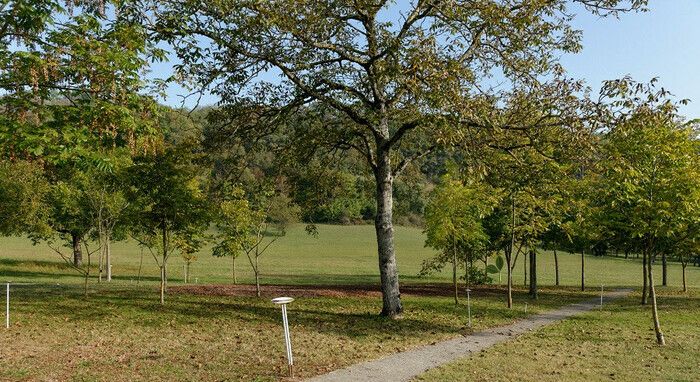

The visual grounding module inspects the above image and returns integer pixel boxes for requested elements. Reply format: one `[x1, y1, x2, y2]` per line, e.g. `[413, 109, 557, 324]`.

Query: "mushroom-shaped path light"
[272, 297, 295, 377]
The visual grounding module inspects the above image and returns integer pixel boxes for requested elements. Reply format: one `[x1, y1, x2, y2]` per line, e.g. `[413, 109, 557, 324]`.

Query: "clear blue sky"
[562, 0, 700, 120]
[157, 0, 700, 120]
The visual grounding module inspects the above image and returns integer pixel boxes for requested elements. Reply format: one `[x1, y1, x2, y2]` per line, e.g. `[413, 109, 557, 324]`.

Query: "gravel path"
[306, 289, 633, 382]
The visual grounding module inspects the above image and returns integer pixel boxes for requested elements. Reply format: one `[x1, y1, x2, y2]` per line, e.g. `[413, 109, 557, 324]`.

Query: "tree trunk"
[72, 233, 83, 266]
[452, 238, 458, 305]
[254, 253, 261, 297]
[581, 249, 585, 292]
[137, 247, 144, 284]
[98, 239, 104, 283]
[554, 249, 560, 286]
[374, 149, 402, 317]
[506, 248, 513, 309]
[682, 261, 687, 292]
[506, 198, 515, 309]
[232, 255, 237, 284]
[160, 224, 168, 304]
[483, 255, 488, 282]
[523, 249, 527, 286]
[647, 253, 665, 345]
[625, 249, 629, 259]
[465, 251, 470, 294]
[529, 248, 537, 299]
[159, 266, 165, 305]
[106, 235, 112, 282]
[642, 251, 648, 305]
[185, 262, 190, 283]
[83, 243, 91, 297]
[661, 253, 667, 287]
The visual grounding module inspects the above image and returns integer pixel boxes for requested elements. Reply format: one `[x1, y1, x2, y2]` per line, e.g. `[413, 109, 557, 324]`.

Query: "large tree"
[153, 0, 646, 316]
[1, 1, 163, 264]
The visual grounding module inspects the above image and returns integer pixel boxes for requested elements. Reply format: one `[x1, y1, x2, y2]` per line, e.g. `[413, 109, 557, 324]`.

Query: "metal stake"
[5, 283, 9, 329]
[272, 297, 295, 377]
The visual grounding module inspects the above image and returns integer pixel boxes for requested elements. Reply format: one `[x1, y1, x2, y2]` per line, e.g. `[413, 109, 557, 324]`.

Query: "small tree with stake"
[242, 193, 300, 297]
[422, 175, 499, 304]
[126, 146, 210, 304]
[212, 186, 255, 285]
[597, 78, 700, 345]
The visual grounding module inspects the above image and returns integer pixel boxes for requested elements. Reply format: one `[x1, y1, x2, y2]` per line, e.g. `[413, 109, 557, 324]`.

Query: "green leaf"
[495, 256, 505, 270]
[486, 265, 499, 274]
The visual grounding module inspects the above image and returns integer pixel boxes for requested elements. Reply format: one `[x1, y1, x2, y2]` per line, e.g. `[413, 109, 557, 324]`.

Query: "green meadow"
[2, 224, 698, 290]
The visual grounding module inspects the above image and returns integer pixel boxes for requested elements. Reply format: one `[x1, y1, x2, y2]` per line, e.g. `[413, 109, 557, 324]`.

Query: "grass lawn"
[0, 283, 595, 382]
[417, 289, 700, 382]
[1, 224, 699, 290]
[1, 224, 699, 381]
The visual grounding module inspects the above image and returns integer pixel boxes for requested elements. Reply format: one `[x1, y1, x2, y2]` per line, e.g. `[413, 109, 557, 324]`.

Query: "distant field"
[1, 224, 698, 290]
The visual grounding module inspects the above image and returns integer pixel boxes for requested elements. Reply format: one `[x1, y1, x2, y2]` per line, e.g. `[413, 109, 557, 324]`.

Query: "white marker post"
[5, 283, 9, 329]
[466, 288, 472, 328]
[272, 297, 294, 377]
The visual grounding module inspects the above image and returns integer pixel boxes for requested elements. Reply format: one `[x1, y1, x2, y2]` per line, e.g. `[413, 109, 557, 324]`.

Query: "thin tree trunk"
[661, 253, 667, 287]
[232, 255, 237, 284]
[72, 233, 83, 266]
[554, 248, 560, 286]
[642, 251, 648, 305]
[137, 247, 144, 284]
[682, 261, 687, 292]
[161, 224, 168, 304]
[106, 235, 112, 282]
[452, 237, 458, 305]
[647, 252, 665, 345]
[581, 249, 585, 291]
[523, 249, 527, 286]
[506, 248, 513, 309]
[160, 266, 165, 305]
[625, 249, 629, 259]
[483, 256, 488, 282]
[529, 247, 537, 299]
[506, 198, 515, 309]
[465, 251, 470, 294]
[97, 209, 104, 282]
[83, 244, 91, 297]
[98, 236, 104, 283]
[374, 148, 402, 317]
[255, 253, 261, 297]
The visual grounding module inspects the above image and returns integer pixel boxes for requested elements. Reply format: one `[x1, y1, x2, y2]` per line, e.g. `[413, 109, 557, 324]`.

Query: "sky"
[562, 0, 700, 120]
[156, 0, 700, 120]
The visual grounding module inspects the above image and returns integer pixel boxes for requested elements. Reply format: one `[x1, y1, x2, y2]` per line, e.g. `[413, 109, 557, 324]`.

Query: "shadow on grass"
[0, 257, 164, 284]
[5, 283, 639, 342]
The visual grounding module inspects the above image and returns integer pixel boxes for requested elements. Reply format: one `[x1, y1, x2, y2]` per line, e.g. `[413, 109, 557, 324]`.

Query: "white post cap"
[272, 297, 295, 305]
